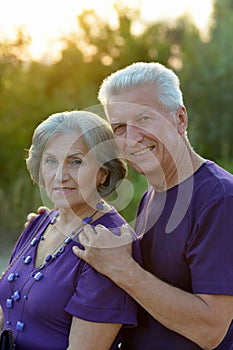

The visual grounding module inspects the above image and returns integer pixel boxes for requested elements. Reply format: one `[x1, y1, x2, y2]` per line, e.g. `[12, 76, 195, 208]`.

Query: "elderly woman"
[0, 111, 141, 350]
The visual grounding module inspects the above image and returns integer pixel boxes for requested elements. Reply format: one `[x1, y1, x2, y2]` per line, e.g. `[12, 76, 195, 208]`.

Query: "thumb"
[119, 224, 134, 244]
[72, 245, 85, 259]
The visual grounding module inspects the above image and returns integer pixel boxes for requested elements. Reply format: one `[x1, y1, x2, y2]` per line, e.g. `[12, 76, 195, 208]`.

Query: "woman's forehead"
[43, 132, 88, 154]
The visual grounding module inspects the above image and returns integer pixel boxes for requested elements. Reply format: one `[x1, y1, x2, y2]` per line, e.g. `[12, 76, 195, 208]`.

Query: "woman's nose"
[54, 164, 69, 181]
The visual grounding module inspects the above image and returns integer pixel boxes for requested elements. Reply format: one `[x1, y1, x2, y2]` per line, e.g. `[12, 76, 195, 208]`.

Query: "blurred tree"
[0, 0, 233, 241]
[180, 0, 233, 160]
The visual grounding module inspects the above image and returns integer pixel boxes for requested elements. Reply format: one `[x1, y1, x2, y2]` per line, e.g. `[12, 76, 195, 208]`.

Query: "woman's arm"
[0, 306, 4, 330]
[67, 317, 121, 350]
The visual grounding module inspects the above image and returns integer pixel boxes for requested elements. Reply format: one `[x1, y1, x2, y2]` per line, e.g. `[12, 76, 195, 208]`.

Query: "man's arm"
[73, 224, 233, 349]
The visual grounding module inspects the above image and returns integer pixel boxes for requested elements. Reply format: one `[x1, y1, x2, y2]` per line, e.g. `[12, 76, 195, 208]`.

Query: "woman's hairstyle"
[98, 61, 184, 112]
[26, 110, 127, 197]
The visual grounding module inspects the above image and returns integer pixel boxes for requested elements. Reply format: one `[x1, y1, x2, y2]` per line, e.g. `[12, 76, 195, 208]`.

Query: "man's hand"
[72, 224, 134, 281]
[24, 206, 49, 228]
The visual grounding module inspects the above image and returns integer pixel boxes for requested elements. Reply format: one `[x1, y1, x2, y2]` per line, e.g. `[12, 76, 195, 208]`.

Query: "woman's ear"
[99, 169, 109, 185]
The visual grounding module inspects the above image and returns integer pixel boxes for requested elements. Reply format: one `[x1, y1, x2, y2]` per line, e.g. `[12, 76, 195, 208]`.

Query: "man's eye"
[71, 159, 82, 165]
[112, 124, 126, 135]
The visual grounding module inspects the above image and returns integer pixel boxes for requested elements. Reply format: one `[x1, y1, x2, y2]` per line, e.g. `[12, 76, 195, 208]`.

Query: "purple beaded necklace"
[1, 203, 104, 345]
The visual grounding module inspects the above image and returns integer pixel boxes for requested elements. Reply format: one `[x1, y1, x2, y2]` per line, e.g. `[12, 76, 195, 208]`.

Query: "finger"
[78, 228, 93, 247]
[72, 245, 86, 260]
[82, 224, 98, 238]
[94, 224, 110, 235]
[120, 224, 134, 242]
[24, 212, 39, 228]
[37, 206, 50, 214]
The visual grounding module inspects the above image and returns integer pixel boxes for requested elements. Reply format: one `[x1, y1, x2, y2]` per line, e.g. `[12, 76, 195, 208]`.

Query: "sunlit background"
[0, 0, 213, 61]
[2, 0, 233, 272]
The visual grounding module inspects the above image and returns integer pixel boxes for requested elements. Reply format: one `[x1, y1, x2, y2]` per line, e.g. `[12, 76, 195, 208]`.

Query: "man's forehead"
[108, 104, 150, 121]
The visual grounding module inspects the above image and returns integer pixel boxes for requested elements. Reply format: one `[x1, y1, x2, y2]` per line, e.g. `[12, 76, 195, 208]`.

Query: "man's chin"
[128, 161, 146, 175]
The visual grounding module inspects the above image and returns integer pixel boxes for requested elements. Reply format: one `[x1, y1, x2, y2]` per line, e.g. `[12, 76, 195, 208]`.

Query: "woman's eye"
[44, 158, 56, 165]
[141, 115, 150, 121]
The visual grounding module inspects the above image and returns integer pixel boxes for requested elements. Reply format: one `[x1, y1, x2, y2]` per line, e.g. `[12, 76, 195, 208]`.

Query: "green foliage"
[0, 0, 233, 240]
[0, 175, 42, 246]
[180, 0, 233, 160]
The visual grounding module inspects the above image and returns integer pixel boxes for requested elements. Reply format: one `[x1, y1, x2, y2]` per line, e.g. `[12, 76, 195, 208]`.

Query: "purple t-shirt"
[0, 208, 141, 350]
[122, 161, 233, 350]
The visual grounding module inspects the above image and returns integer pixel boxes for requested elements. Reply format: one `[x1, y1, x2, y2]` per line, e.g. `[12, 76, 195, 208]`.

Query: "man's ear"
[176, 106, 188, 135]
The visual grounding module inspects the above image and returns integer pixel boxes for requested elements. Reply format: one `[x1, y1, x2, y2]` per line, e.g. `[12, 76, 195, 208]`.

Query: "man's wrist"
[111, 257, 141, 291]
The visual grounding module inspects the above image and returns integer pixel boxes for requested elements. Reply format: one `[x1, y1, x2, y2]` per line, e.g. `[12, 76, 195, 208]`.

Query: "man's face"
[106, 84, 187, 187]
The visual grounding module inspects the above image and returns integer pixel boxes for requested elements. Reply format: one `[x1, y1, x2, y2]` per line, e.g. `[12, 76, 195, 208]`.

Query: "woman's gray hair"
[26, 110, 127, 197]
[98, 62, 183, 112]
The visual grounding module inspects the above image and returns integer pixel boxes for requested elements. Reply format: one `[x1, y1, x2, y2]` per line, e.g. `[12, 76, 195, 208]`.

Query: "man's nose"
[125, 124, 143, 146]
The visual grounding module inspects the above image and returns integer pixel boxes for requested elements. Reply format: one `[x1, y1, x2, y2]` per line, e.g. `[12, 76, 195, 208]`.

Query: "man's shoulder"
[195, 160, 233, 197]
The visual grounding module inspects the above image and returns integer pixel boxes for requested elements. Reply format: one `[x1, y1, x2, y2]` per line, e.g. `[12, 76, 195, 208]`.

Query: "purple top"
[0, 208, 141, 350]
[122, 161, 233, 349]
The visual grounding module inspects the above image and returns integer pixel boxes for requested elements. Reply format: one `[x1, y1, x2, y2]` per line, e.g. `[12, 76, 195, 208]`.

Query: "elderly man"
[73, 62, 233, 350]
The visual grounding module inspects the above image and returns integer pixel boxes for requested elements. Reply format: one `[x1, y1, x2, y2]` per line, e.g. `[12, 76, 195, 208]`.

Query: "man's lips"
[130, 146, 155, 156]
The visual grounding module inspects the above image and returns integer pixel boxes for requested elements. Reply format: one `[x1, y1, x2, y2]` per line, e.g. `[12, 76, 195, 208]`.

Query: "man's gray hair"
[98, 62, 183, 112]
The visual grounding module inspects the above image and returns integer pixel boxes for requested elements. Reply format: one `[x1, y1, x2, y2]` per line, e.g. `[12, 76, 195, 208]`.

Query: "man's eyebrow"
[110, 121, 125, 126]
[110, 108, 149, 126]
[67, 152, 84, 158]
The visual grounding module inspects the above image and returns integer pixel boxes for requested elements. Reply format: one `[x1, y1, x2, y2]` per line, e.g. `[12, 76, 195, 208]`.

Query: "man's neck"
[150, 150, 205, 192]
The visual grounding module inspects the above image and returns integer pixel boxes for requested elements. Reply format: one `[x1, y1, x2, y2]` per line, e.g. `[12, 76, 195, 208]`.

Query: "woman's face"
[40, 132, 107, 214]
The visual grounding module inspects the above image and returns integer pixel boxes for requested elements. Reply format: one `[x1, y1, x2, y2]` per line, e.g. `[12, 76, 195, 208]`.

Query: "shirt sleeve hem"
[65, 300, 138, 326]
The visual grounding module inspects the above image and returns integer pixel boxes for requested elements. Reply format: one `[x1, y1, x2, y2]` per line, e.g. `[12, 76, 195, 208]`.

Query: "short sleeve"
[65, 263, 138, 326]
[187, 195, 233, 295]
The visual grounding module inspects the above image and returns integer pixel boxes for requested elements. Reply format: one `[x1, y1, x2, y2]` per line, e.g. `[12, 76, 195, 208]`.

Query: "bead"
[45, 255, 52, 262]
[24, 256, 32, 264]
[12, 290, 21, 301]
[16, 321, 24, 332]
[40, 236, 45, 241]
[6, 320, 11, 325]
[82, 216, 92, 224]
[8, 273, 15, 282]
[6, 298, 13, 308]
[59, 247, 65, 253]
[24, 295, 28, 300]
[96, 201, 105, 210]
[34, 272, 43, 281]
[15, 273, 20, 278]
[30, 237, 38, 246]
[51, 215, 57, 224]
[64, 237, 72, 244]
